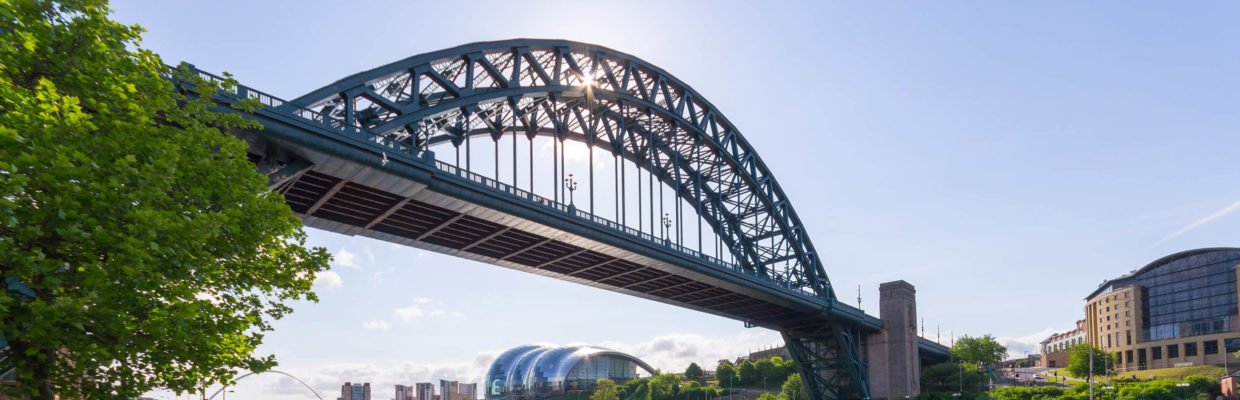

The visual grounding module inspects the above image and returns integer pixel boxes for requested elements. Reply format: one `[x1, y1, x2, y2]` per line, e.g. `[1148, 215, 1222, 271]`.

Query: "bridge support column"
[782, 324, 870, 400]
[866, 280, 920, 400]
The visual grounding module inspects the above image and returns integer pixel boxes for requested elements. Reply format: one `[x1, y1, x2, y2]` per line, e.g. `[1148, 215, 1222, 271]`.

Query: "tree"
[716, 361, 737, 387]
[1065, 344, 1113, 379]
[0, 1, 331, 400]
[754, 358, 775, 384]
[919, 362, 985, 393]
[685, 362, 704, 381]
[737, 360, 759, 386]
[778, 373, 803, 400]
[592, 379, 619, 400]
[647, 374, 681, 400]
[951, 334, 1008, 365]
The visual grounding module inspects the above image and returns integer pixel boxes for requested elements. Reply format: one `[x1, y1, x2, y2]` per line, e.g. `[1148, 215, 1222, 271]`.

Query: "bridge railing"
[182, 66, 822, 304]
[183, 67, 427, 157]
[431, 160, 822, 302]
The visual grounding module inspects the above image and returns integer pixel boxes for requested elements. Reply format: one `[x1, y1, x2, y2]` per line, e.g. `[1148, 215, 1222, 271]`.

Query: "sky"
[104, 1, 1240, 400]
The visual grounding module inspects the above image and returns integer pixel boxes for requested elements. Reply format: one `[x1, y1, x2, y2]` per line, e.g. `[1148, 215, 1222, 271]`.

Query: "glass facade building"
[1085, 247, 1240, 371]
[485, 345, 654, 400]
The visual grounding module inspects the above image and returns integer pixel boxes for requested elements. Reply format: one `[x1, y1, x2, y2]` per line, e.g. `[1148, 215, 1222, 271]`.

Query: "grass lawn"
[1105, 365, 1225, 382]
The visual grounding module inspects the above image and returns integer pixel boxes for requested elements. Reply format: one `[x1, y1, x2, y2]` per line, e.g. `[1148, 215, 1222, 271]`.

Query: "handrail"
[184, 65, 823, 304]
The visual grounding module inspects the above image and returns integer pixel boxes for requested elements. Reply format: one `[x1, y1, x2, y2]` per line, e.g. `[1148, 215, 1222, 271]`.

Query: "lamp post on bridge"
[564, 173, 578, 211]
[662, 213, 672, 244]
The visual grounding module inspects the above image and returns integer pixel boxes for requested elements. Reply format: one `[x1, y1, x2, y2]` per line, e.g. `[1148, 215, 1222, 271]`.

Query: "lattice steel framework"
[290, 39, 835, 303]
[783, 325, 871, 400]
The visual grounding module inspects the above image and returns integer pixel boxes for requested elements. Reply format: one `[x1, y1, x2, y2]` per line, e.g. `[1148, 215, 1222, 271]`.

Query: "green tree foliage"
[754, 359, 775, 386]
[778, 373, 803, 400]
[619, 378, 648, 400]
[680, 382, 706, 400]
[737, 360, 759, 386]
[919, 362, 985, 393]
[647, 374, 681, 400]
[592, 379, 619, 400]
[987, 386, 1065, 400]
[684, 362, 704, 381]
[951, 334, 1008, 365]
[0, 1, 331, 399]
[715, 361, 737, 386]
[756, 394, 778, 400]
[984, 375, 1217, 400]
[1064, 344, 1113, 379]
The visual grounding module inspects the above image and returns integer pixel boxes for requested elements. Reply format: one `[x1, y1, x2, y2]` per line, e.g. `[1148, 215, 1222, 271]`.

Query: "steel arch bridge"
[180, 39, 948, 400]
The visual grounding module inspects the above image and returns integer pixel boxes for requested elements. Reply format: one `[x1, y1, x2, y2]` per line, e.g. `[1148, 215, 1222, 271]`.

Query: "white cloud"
[334, 249, 363, 269]
[370, 266, 396, 285]
[166, 330, 792, 400]
[364, 246, 376, 262]
[1157, 199, 1240, 245]
[394, 297, 434, 320]
[313, 270, 343, 290]
[429, 310, 446, 317]
[598, 330, 782, 374]
[996, 327, 1059, 359]
[362, 320, 391, 331]
[198, 351, 503, 400]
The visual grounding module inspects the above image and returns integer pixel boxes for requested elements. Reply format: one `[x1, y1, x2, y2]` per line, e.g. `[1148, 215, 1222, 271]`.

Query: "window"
[1125, 301, 1130, 307]
[1126, 311, 1130, 317]
[1206, 340, 1219, 355]
[1138, 348, 1147, 363]
[1186, 342, 1198, 356]
[1152, 346, 1162, 360]
[1168, 344, 1179, 358]
[1117, 352, 1123, 364]
[1227, 339, 1240, 353]
[1126, 331, 1132, 346]
[1106, 306, 1111, 312]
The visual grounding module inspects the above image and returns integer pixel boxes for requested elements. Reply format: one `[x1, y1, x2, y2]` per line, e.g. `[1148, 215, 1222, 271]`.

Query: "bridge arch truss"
[289, 40, 835, 304]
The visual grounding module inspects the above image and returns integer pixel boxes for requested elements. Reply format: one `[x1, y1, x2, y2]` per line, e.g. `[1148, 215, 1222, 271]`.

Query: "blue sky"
[108, 1, 1240, 400]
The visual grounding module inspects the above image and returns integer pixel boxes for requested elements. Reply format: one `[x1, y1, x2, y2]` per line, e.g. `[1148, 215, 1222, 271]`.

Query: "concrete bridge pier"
[866, 280, 920, 400]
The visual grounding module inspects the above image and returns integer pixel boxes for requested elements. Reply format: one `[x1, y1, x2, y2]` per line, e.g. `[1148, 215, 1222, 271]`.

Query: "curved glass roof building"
[485, 345, 655, 400]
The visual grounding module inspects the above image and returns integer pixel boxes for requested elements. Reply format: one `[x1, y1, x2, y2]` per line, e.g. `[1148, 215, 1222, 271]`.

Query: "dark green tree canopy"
[951, 334, 1008, 365]
[737, 360, 759, 386]
[715, 361, 737, 385]
[1065, 344, 1113, 379]
[684, 362, 704, 381]
[0, 1, 331, 399]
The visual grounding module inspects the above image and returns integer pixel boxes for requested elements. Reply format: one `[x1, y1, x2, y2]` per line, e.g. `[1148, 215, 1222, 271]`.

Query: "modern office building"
[416, 382, 435, 400]
[459, 383, 477, 400]
[440, 380, 477, 400]
[485, 345, 655, 400]
[341, 382, 372, 400]
[396, 385, 414, 400]
[1085, 248, 1240, 372]
[1038, 320, 1086, 368]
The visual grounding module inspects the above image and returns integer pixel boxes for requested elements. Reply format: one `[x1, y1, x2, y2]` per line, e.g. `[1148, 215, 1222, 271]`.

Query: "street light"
[564, 174, 578, 208]
[661, 213, 672, 243]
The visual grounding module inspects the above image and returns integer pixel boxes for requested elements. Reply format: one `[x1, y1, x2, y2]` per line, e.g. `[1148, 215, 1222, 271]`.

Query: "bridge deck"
[201, 68, 881, 332]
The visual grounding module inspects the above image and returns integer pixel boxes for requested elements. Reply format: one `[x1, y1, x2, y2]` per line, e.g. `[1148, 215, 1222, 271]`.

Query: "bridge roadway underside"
[235, 116, 877, 333]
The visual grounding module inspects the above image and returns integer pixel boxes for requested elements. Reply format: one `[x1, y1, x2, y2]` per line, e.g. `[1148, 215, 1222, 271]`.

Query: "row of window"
[1115, 338, 1240, 366]
[1146, 316, 1232, 341]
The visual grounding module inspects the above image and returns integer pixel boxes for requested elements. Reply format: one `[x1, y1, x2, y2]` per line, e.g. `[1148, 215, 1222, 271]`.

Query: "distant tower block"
[867, 281, 920, 400]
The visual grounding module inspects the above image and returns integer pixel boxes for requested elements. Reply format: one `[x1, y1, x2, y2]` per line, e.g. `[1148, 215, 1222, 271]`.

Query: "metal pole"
[1089, 345, 1094, 400]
